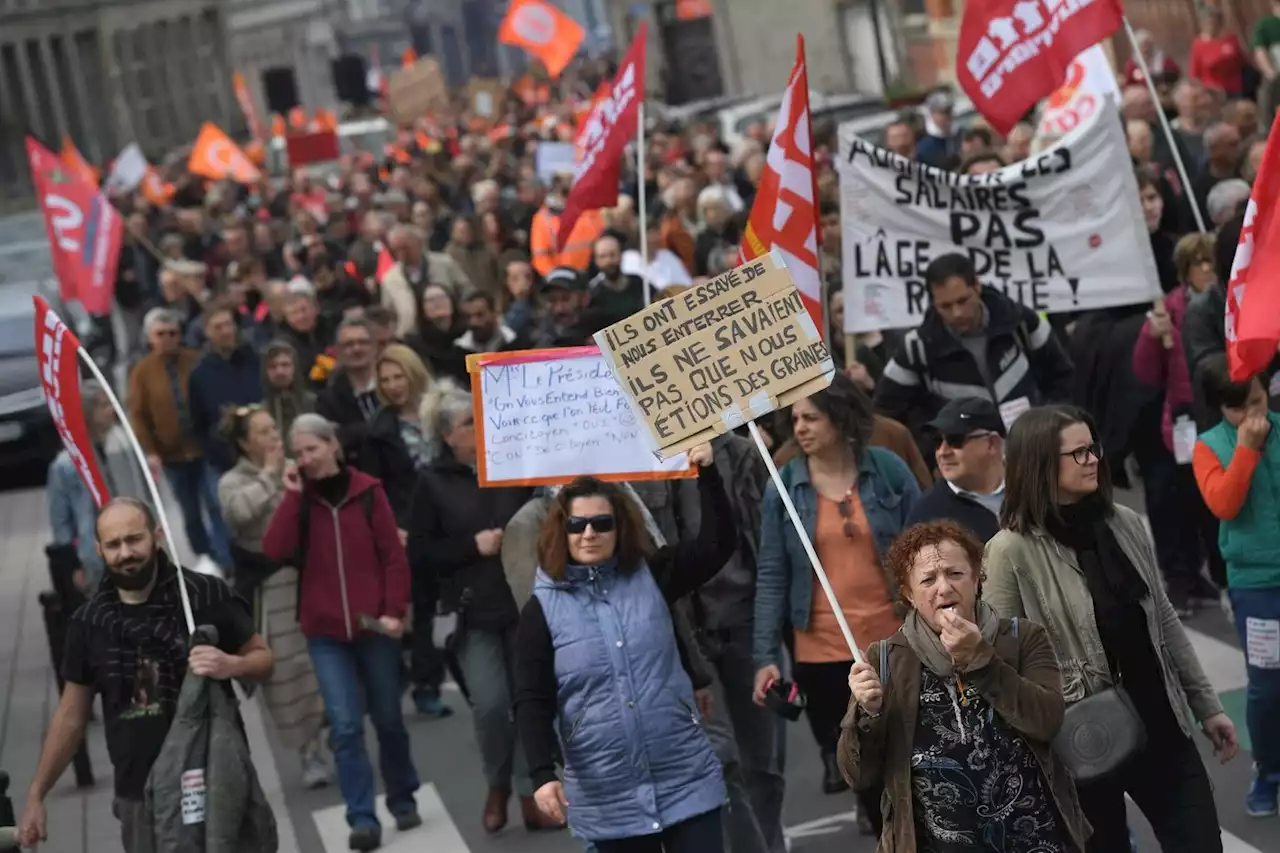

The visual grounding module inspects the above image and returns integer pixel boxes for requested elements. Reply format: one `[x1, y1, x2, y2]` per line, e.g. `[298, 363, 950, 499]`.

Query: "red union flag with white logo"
[740, 35, 823, 332]
[1225, 117, 1280, 380]
[27, 137, 123, 315]
[958, 0, 1123, 136]
[34, 295, 111, 507]
[557, 24, 646, 251]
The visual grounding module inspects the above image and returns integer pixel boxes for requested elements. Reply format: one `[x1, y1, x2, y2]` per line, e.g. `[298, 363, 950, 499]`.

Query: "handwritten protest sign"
[595, 251, 835, 459]
[387, 58, 449, 125]
[836, 108, 1160, 332]
[469, 347, 692, 487]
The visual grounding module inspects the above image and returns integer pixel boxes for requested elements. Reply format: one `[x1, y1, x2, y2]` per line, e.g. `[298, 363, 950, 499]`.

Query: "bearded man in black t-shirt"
[17, 497, 274, 852]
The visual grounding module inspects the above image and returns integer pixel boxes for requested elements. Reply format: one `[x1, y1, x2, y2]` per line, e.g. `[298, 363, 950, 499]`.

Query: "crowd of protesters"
[19, 21, 1280, 853]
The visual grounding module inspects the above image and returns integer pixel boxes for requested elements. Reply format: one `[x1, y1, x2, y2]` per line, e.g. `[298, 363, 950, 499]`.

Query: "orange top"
[794, 491, 901, 664]
[530, 207, 604, 276]
[1192, 440, 1260, 521]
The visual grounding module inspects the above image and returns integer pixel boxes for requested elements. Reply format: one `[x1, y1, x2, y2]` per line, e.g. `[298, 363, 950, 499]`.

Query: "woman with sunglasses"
[514, 442, 737, 852]
[985, 404, 1238, 853]
[752, 373, 920, 829]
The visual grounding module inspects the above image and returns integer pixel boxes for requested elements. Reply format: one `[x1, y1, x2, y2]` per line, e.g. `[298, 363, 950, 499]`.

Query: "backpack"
[879, 617, 1019, 687]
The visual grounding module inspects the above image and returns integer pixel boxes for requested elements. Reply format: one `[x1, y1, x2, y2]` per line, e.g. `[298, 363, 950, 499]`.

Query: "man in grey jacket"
[17, 499, 274, 852]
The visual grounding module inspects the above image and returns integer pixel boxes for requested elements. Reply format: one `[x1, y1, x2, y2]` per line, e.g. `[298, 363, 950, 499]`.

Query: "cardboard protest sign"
[467, 78, 506, 118]
[595, 251, 835, 459]
[836, 108, 1160, 333]
[469, 347, 692, 486]
[387, 57, 449, 126]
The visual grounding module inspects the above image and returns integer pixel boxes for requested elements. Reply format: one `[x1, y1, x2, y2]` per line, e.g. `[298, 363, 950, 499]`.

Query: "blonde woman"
[357, 343, 455, 524]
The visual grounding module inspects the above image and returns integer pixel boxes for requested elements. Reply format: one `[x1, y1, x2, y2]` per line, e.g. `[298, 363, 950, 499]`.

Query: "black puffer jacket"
[407, 450, 533, 632]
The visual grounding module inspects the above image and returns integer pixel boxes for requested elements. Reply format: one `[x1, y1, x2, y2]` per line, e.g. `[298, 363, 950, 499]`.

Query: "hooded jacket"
[260, 340, 316, 443]
[261, 468, 410, 641]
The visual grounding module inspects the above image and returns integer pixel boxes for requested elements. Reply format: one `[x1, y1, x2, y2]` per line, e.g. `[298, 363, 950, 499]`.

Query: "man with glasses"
[318, 317, 383, 461]
[905, 398, 1007, 542]
[127, 308, 223, 568]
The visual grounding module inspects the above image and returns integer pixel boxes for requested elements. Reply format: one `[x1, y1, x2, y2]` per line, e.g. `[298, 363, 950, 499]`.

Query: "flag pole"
[1123, 16, 1207, 234]
[636, 101, 651, 307]
[747, 421, 862, 663]
[75, 346, 196, 635]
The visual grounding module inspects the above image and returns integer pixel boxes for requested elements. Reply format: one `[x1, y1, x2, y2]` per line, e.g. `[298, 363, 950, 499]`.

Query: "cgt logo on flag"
[958, 0, 1122, 135]
[574, 62, 638, 183]
[510, 3, 558, 43]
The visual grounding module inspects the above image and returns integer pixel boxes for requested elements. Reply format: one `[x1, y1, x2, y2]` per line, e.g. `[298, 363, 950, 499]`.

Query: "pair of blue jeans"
[1230, 586, 1280, 778]
[308, 634, 420, 830]
[164, 459, 231, 567]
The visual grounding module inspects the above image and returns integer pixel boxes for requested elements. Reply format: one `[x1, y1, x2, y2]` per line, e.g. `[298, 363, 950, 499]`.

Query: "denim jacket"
[752, 446, 920, 668]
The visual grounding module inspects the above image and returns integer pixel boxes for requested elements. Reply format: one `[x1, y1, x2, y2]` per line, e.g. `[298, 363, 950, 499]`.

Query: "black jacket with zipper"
[407, 450, 533, 632]
[356, 407, 419, 526]
[874, 287, 1074, 437]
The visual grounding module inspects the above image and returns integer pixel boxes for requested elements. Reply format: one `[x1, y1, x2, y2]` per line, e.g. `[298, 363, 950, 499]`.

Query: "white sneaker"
[300, 746, 332, 789]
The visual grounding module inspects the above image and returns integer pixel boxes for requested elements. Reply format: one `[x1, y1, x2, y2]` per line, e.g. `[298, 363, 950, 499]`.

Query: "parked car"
[718, 91, 888, 149]
[0, 212, 86, 471]
[836, 96, 979, 150]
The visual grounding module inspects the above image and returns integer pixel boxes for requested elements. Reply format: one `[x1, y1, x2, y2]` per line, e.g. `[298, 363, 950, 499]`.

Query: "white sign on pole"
[472, 347, 692, 487]
[836, 109, 1161, 333]
[535, 141, 577, 185]
[1038, 44, 1120, 138]
[105, 143, 149, 194]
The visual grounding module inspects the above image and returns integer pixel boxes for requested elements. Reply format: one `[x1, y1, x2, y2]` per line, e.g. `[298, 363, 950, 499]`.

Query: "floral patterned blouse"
[910, 667, 1069, 852]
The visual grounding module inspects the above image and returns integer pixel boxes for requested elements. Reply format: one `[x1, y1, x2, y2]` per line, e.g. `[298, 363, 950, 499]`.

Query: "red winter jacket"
[262, 468, 410, 641]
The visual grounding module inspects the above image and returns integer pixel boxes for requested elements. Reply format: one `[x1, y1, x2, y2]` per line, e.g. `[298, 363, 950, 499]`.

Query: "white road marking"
[312, 784, 469, 853]
[1186, 623, 1248, 694]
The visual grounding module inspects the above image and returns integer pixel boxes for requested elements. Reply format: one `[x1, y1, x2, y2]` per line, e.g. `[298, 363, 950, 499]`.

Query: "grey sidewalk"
[0, 486, 298, 853]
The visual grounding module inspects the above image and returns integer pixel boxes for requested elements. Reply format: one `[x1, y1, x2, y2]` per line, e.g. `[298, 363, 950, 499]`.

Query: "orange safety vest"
[530, 206, 605, 277]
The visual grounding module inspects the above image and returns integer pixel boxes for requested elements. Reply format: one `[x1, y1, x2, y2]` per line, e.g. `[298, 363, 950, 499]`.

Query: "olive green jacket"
[983, 504, 1222, 737]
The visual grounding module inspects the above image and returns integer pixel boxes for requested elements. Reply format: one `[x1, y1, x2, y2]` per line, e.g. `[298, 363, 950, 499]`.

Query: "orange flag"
[288, 106, 308, 131]
[499, 0, 584, 79]
[402, 47, 418, 68]
[60, 137, 100, 189]
[188, 123, 262, 184]
[140, 168, 175, 206]
[232, 71, 265, 141]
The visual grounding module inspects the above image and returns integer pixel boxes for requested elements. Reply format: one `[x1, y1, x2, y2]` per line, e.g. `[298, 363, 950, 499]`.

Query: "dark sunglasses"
[836, 490, 857, 540]
[933, 430, 996, 450]
[1060, 442, 1104, 465]
[566, 514, 615, 535]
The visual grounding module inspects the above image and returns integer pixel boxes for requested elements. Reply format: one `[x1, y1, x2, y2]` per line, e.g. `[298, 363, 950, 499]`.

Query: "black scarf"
[81, 551, 234, 715]
[1043, 492, 1149, 609]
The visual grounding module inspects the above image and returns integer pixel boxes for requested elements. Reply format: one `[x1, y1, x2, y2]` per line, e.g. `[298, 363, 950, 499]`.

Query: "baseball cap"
[926, 397, 1006, 437]
[541, 266, 586, 293]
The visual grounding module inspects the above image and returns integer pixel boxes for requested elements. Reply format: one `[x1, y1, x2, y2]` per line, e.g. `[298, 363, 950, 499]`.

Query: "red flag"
[34, 296, 112, 507]
[574, 81, 611, 152]
[740, 35, 823, 332]
[558, 24, 646, 251]
[376, 244, 395, 284]
[27, 138, 123, 315]
[1226, 120, 1280, 379]
[957, 0, 1123, 136]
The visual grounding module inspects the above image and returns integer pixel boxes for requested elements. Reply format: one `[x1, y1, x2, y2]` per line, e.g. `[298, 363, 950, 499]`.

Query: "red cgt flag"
[558, 24, 646, 251]
[740, 35, 823, 333]
[1226, 118, 1280, 380]
[34, 295, 112, 507]
[27, 137, 123, 315]
[957, 0, 1123, 136]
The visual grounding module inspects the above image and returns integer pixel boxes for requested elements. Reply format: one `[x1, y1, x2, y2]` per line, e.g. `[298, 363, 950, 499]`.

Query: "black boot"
[822, 749, 849, 794]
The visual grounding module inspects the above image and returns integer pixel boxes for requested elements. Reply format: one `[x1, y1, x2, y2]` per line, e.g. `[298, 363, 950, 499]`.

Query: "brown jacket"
[837, 620, 1089, 852]
[128, 349, 203, 462]
[773, 415, 933, 489]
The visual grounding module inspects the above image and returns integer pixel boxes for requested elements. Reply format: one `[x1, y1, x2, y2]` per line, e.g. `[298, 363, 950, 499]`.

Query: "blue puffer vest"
[531, 559, 726, 842]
